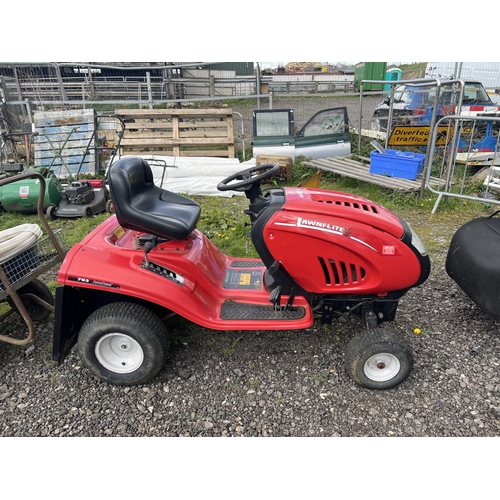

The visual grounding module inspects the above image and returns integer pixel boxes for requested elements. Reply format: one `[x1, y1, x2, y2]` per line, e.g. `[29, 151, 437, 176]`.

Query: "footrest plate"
[220, 301, 306, 321]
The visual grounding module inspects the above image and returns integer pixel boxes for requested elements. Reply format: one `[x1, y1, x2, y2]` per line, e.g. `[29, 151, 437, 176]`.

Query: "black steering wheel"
[217, 163, 281, 192]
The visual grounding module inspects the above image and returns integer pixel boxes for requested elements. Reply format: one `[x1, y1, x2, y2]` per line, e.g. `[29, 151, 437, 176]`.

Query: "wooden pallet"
[114, 108, 235, 158]
[303, 155, 443, 192]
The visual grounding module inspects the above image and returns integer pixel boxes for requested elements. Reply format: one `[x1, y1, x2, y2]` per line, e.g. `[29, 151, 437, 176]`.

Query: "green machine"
[0, 167, 63, 213]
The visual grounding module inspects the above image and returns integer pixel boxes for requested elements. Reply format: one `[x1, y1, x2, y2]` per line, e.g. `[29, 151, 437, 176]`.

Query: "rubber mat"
[220, 300, 306, 320]
[230, 261, 264, 268]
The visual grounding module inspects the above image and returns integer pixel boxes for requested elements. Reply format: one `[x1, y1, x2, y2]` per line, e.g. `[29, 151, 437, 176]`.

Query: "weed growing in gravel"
[223, 335, 243, 356]
[413, 326, 430, 336]
[322, 323, 342, 342]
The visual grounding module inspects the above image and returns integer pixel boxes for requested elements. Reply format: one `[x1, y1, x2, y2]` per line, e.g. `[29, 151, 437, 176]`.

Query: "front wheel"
[345, 328, 414, 390]
[78, 302, 169, 385]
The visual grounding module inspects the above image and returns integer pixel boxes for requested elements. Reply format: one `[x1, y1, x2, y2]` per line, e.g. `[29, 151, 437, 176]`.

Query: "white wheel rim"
[363, 353, 400, 382]
[95, 333, 144, 373]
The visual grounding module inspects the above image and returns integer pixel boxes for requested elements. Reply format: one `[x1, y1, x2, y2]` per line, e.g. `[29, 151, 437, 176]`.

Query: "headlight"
[407, 223, 428, 256]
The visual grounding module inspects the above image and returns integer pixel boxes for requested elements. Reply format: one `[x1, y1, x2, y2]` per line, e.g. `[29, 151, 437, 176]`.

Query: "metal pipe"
[146, 72, 153, 109]
[256, 63, 261, 110]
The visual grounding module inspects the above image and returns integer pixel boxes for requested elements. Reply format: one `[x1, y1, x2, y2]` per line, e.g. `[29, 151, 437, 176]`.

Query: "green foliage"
[290, 155, 320, 184]
[194, 195, 258, 257]
[223, 335, 243, 356]
[0, 210, 111, 248]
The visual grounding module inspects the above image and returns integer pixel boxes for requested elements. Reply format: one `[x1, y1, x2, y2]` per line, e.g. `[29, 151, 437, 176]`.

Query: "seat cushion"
[109, 157, 201, 240]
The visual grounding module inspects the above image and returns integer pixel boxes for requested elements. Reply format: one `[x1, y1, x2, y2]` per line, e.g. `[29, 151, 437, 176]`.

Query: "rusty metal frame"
[0, 171, 65, 345]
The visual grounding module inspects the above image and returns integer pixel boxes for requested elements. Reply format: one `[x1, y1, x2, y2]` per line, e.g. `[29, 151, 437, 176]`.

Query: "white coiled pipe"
[0, 224, 43, 264]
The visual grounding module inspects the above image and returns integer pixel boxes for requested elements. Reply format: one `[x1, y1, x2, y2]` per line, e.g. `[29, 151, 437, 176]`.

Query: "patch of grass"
[194, 195, 258, 258]
[322, 324, 342, 342]
[0, 210, 111, 248]
[46, 280, 59, 294]
[250, 378, 260, 388]
[223, 335, 243, 356]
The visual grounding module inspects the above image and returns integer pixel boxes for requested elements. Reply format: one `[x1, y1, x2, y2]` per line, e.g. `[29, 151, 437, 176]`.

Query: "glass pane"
[255, 112, 290, 136]
[302, 109, 346, 137]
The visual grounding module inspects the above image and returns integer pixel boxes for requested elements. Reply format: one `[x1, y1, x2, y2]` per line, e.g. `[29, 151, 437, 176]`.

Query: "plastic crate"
[370, 149, 426, 180]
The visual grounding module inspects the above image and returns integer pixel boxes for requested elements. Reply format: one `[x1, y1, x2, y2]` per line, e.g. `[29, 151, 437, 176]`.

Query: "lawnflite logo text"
[297, 217, 344, 235]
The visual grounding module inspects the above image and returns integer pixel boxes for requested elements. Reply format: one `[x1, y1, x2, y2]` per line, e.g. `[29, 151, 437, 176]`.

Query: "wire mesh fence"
[1, 63, 380, 145]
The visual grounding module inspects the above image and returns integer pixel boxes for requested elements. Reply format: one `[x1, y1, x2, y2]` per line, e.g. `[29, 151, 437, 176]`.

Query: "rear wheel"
[8, 278, 54, 321]
[345, 328, 414, 389]
[46, 205, 57, 220]
[78, 302, 169, 385]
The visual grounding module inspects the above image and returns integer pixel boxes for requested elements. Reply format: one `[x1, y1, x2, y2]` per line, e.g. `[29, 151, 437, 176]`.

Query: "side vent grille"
[318, 257, 366, 286]
[315, 198, 378, 213]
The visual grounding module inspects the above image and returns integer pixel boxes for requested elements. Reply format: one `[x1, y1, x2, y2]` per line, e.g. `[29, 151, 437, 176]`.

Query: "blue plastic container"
[369, 149, 426, 180]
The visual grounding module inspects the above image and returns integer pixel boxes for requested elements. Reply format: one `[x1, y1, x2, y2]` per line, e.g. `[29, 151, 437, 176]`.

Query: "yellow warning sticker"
[114, 226, 125, 239]
[388, 126, 453, 146]
[239, 273, 251, 286]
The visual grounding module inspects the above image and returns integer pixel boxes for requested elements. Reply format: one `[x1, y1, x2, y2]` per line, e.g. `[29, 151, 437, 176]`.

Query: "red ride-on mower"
[52, 157, 430, 389]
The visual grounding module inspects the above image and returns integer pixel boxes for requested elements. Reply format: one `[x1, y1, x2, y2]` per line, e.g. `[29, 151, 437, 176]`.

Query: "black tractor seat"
[108, 156, 201, 241]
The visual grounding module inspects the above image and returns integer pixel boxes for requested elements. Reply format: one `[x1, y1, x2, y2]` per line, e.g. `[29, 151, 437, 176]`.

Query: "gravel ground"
[1, 207, 499, 439]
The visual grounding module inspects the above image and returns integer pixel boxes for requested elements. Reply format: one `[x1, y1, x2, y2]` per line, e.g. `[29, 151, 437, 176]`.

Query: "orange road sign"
[388, 125, 453, 146]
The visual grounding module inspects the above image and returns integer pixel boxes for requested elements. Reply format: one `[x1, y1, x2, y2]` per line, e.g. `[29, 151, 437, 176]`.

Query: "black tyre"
[78, 302, 169, 385]
[46, 205, 57, 220]
[9, 278, 54, 321]
[106, 199, 113, 213]
[82, 207, 92, 218]
[345, 328, 414, 390]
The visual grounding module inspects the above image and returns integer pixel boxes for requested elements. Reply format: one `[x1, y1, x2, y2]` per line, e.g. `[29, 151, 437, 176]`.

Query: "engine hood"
[282, 187, 405, 238]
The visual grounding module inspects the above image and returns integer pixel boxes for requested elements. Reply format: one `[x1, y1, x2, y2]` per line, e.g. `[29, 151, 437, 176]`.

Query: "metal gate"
[425, 114, 500, 212]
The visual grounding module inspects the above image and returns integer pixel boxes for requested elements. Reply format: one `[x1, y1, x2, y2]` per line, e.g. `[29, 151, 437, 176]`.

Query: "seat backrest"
[108, 157, 201, 240]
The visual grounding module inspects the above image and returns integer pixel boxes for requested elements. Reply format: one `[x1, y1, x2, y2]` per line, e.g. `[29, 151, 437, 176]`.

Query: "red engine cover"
[263, 188, 422, 295]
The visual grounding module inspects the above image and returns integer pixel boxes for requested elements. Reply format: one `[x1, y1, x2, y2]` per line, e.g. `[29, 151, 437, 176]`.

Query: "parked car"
[370, 79, 499, 133]
[252, 107, 351, 160]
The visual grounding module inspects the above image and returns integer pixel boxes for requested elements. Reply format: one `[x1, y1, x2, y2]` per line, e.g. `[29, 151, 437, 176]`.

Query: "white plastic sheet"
[109, 155, 257, 197]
